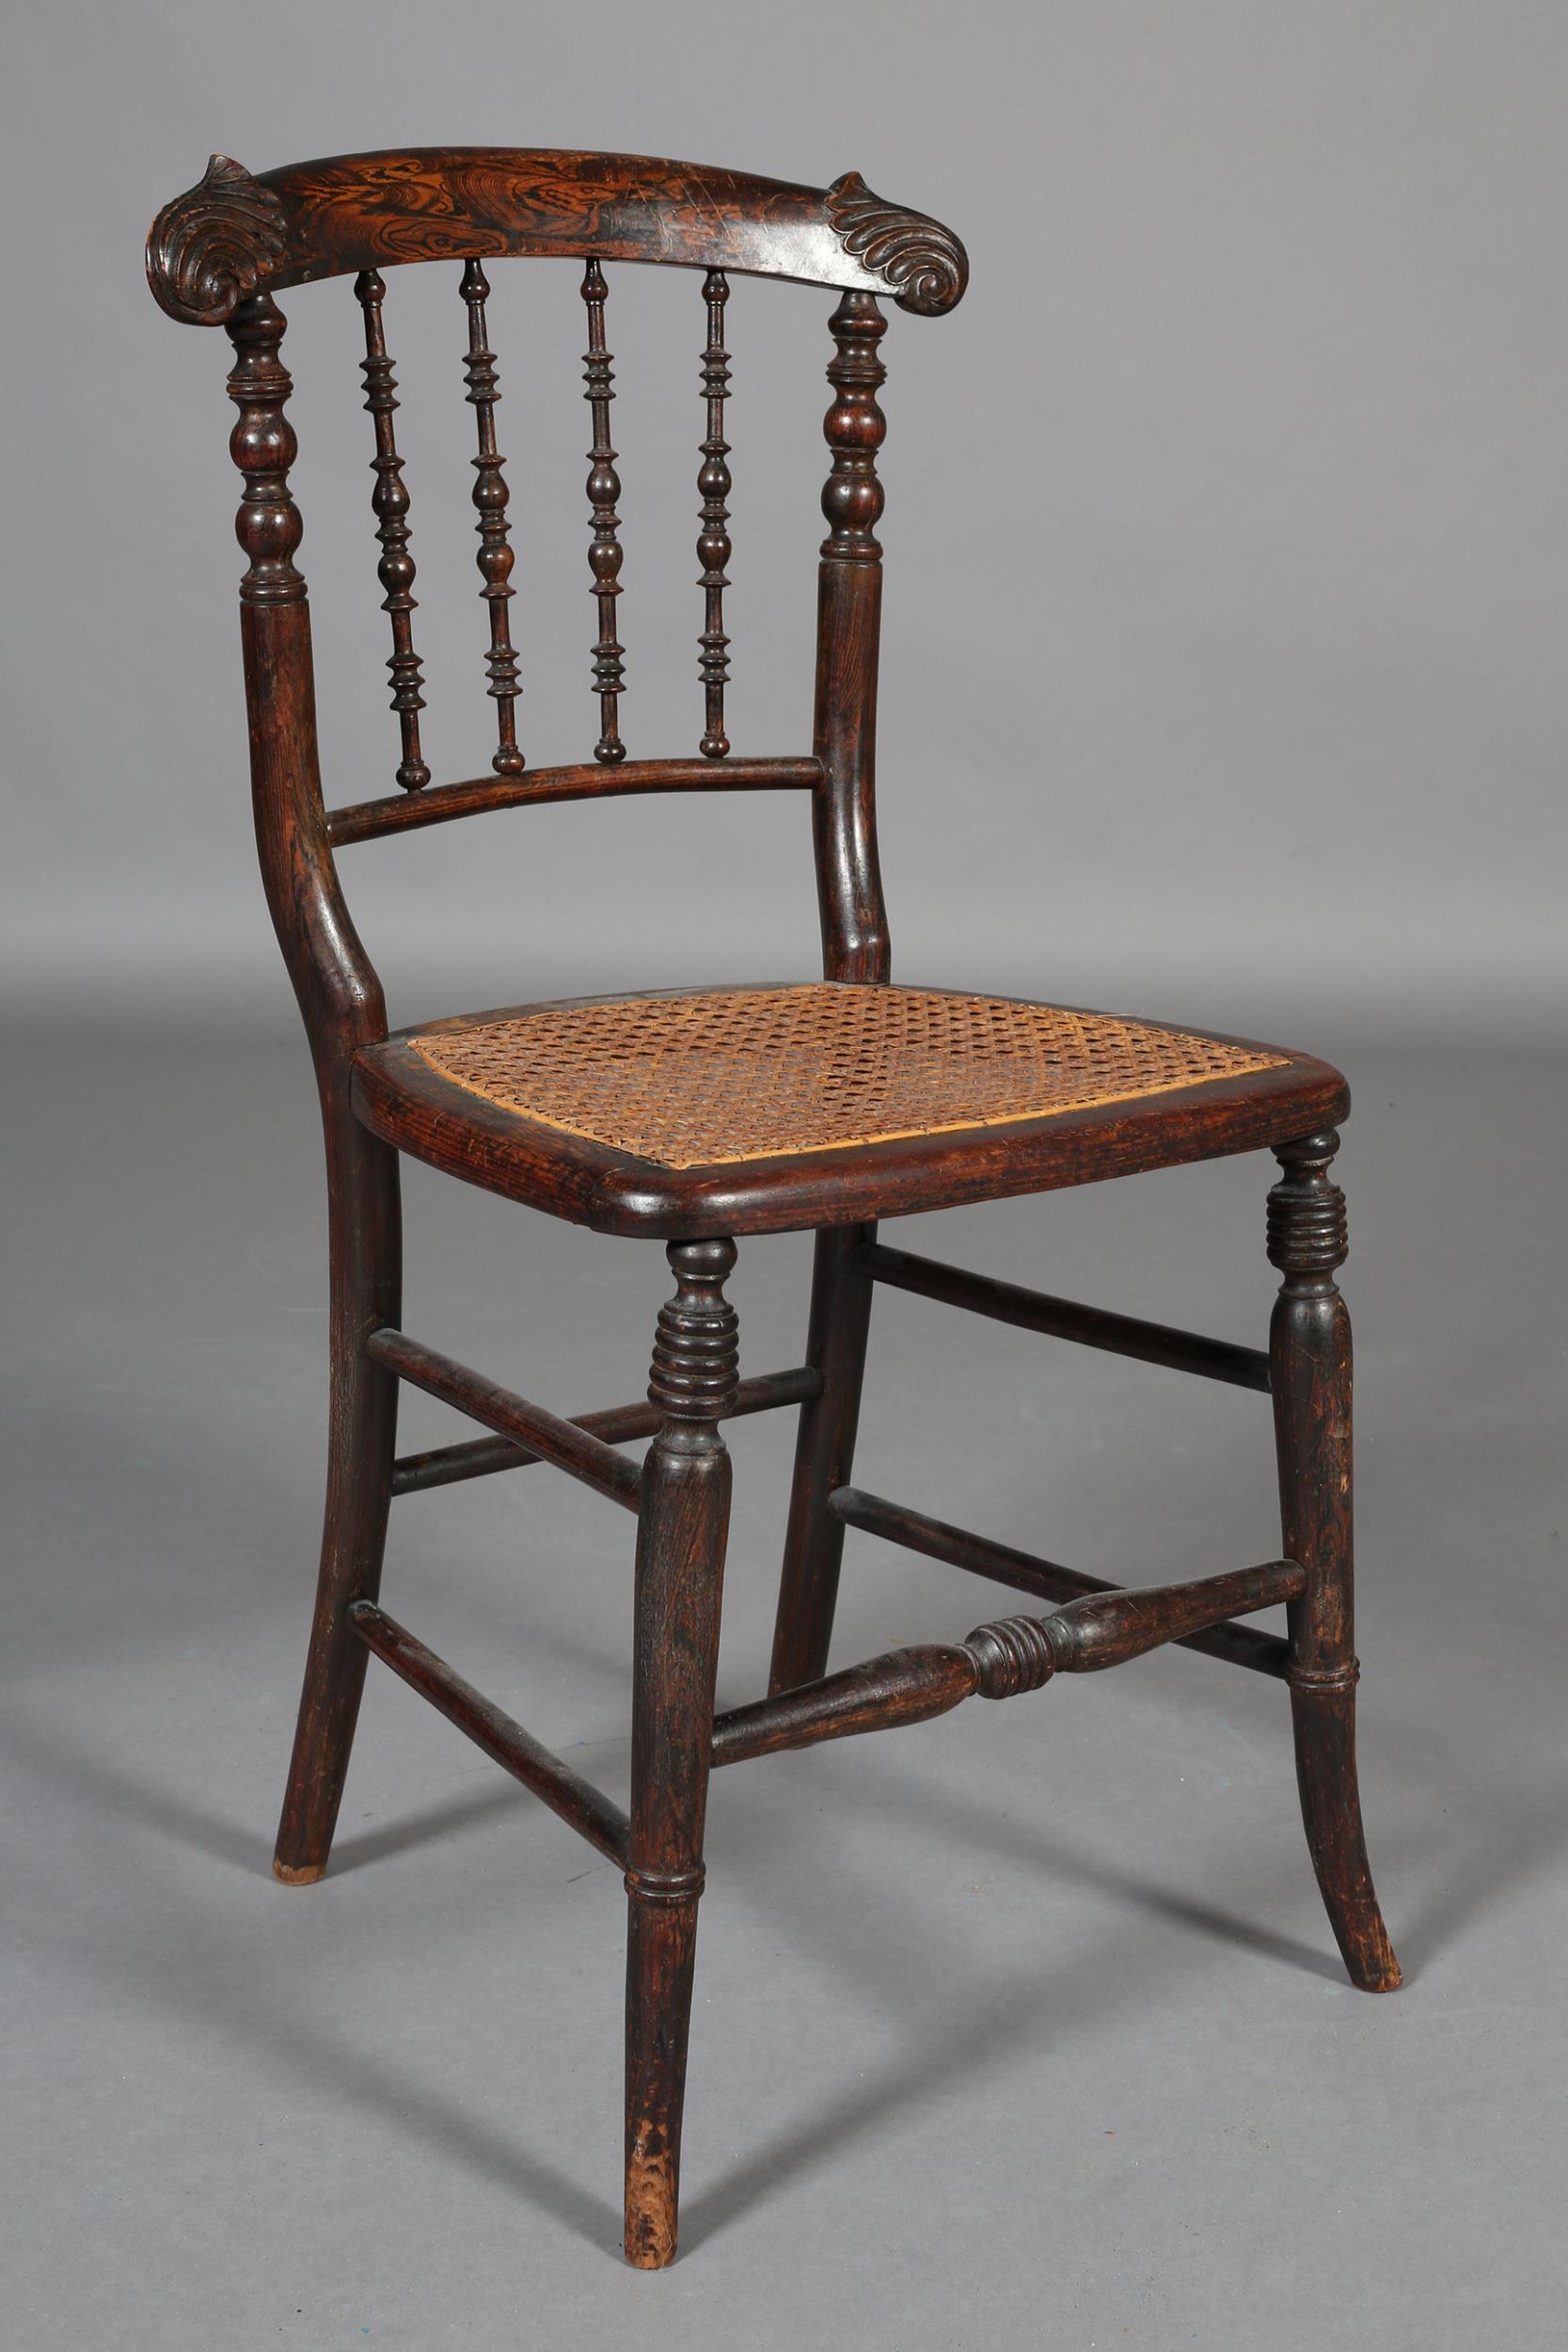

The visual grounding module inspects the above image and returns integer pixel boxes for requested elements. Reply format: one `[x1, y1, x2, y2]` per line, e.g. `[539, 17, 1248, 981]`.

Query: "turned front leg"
[1268, 1132, 1401, 1992]
[624, 1238, 738, 2268]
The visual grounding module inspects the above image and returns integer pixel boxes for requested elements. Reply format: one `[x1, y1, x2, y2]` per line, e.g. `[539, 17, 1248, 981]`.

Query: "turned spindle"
[459, 259, 525, 776]
[355, 271, 429, 791]
[580, 258, 626, 764]
[696, 269, 732, 758]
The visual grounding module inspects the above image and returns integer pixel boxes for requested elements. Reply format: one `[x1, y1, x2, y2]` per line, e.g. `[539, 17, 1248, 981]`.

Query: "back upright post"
[769, 291, 892, 1693]
[220, 292, 404, 1883]
[811, 289, 890, 984]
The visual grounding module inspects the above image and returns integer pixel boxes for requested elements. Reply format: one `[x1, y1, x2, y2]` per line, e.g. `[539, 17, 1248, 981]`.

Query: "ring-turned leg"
[625, 1238, 738, 2267]
[1267, 1132, 1401, 1991]
[768, 1223, 876, 1694]
[273, 1096, 402, 1883]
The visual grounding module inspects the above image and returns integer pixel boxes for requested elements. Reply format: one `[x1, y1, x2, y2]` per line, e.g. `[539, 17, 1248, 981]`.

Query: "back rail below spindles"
[326, 755, 822, 845]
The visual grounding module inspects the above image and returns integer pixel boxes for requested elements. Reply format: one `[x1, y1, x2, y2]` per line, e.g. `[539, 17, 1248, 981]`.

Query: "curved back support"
[148, 149, 968, 326]
[147, 149, 968, 1082]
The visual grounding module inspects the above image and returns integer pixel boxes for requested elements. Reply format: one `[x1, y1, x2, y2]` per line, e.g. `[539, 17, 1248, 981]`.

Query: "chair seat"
[352, 982, 1348, 1237]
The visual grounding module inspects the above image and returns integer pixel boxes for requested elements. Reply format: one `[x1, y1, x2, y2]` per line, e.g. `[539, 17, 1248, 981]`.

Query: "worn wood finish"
[717, 1561, 1304, 1767]
[390, 1363, 819, 1496]
[350, 1601, 631, 1862]
[326, 755, 821, 846]
[828, 1486, 1293, 1677]
[365, 1326, 643, 1510]
[768, 1224, 878, 1691]
[1268, 1134, 1402, 1992]
[624, 1239, 738, 2267]
[147, 151, 969, 321]
[856, 1241, 1273, 1391]
[151, 148, 1401, 2272]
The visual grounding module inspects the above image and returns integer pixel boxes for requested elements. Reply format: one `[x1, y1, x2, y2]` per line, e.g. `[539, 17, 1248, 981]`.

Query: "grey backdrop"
[5, 8, 1566, 2351]
[6, 0, 1565, 1041]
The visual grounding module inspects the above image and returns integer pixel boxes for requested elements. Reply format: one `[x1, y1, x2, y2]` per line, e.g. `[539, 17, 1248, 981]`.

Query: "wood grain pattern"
[148, 150, 968, 322]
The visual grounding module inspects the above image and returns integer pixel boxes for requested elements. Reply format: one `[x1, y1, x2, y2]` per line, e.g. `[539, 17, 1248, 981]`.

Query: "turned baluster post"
[223, 292, 401, 1882]
[813, 290, 890, 984]
[624, 1238, 738, 2267]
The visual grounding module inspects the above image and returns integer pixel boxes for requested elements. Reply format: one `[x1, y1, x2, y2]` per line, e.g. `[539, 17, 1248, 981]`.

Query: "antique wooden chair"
[147, 148, 1401, 2267]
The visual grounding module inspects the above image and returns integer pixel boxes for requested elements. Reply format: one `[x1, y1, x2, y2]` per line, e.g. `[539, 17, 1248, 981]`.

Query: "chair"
[147, 147, 1401, 2269]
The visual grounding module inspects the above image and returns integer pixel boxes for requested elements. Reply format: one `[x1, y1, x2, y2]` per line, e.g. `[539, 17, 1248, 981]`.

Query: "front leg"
[1268, 1132, 1401, 1992]
[624, 1238, 738, 2267]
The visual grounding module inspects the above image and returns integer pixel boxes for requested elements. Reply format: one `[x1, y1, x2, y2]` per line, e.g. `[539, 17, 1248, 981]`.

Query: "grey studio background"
[4, 4, 1565, 2348]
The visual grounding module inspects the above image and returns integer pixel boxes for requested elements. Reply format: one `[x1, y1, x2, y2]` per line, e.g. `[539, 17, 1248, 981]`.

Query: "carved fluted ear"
[146, 154, 288, 326]
[825, 171, 969, 316]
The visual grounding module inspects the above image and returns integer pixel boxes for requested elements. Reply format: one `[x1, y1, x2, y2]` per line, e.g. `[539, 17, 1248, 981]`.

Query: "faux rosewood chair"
[147, 147, 1401, 2269]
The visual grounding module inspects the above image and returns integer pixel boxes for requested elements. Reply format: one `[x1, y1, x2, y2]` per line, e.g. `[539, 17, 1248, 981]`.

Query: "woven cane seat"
[355, 985, 1343, 1230]
[401, 985, 1286, 1169]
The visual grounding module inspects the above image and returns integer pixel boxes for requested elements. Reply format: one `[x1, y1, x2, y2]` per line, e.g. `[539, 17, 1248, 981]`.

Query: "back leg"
[273, 1103, 402, 1883]
[768, 1222, 876, 1695]
[1267, 1131, 1401, 1991]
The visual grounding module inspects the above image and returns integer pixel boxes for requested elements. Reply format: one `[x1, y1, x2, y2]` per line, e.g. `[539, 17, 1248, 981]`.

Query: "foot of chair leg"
[1291, 1673, 1402, 1991]
[624, 1882, 702, 2268]
[622, 1238, 737, 2267]
[272, 1112, 401, 1884]
[272, 1858, 328, 1886]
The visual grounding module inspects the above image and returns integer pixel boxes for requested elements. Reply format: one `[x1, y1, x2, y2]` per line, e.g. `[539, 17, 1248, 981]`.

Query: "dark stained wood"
[325, 754, 821, 845]
[768, 1224, 877, 1692]
[390, 1363, 820, 1495]
[828, 1486, 1293, 1677]
[715, 1561, 1304, 1767]
[696, 270, 733, 757]
[352, 989, 1351, 1239]
[147, 151, 969, 322]
[460, 260, 525, 775]
[856, 1240, 1273, 1391]
[151, 151, 1401, 2274]
[365, 1326, 643, 1510]
[350, 1601, 630, 1861]
[624, 1239, 738, 2268]
[1268, 1133, 1402, 1991]
[354, 269, 430, 790]
[814, 292, 890, 982]
[581, 259, 626, 763]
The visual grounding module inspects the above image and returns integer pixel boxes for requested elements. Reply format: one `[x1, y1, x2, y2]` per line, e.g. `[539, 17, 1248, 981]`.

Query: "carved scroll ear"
[825, 171, 969, 316]
[146, 154, 288, 325]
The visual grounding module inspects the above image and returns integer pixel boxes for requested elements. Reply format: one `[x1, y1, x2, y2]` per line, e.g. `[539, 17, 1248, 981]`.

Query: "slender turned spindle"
[696, 269, 732, 758]
[625, 1238, 738, 2267]
[459, 259, 525, 776]
[580, 258, 626, 763]
[354, 271, 430, 791]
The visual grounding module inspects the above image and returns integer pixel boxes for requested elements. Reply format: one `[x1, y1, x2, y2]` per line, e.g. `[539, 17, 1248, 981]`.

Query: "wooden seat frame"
[148, 147, 1400, 2270]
